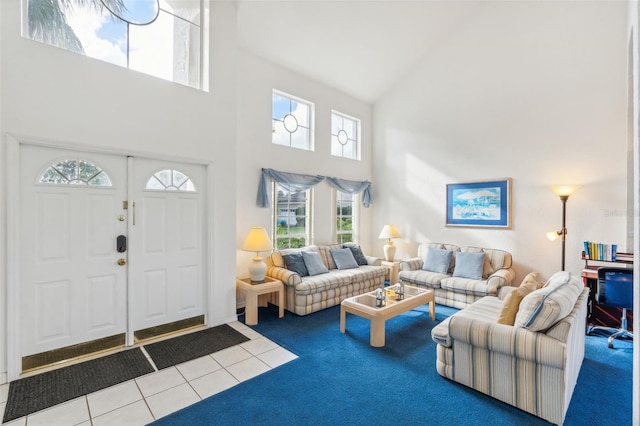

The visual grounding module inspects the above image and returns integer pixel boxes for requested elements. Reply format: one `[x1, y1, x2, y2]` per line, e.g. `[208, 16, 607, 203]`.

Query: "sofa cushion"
[399, 270, 449, 289]
[440, 276, 495, 297]
[452, 252, 485, 280]
[496, 285, 534, 325]
[423, 247, 453, 274]
[344, 244, 368, 266]
[302, 251, 329, 276]
[515, 271, 583, 331]
[331, 248, 359, 270]
[520, 271, 544, 291]
[282, 253, 308, 277]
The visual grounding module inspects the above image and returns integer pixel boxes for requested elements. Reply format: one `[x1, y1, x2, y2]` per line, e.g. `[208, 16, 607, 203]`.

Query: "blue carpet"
[151, 303, 632, 426]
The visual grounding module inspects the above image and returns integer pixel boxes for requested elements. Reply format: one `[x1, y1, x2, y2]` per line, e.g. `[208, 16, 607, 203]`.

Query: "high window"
[273, 183, 311, 249]
[24, 0, 206, 90]
[272, 90, 313, 150]
[335, 190, 357, 244]
[331, 111, 360, 160]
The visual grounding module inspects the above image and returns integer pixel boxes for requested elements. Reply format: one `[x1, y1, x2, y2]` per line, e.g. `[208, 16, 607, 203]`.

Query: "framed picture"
[446, 178, 512, 228]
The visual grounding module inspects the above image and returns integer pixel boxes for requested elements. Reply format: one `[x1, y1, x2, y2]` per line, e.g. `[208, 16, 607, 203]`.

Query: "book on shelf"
[582, 240, 633, 263]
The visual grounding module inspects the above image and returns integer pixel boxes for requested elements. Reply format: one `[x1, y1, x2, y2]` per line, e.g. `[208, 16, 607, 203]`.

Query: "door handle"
[117, 235, 127, 253]
[117, 258, 126, 266]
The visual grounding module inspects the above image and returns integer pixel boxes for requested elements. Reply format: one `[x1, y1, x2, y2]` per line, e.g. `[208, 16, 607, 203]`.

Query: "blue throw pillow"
[282, 253, 309, 277]
[423, 247, 453, 274]
[452, 251, 485, 280]
[302, 251, 329, 276]
[331, 248, 359, 270]
[344, 244, 368, 266]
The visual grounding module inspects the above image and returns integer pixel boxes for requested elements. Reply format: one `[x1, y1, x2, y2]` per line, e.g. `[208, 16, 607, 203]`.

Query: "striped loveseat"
[399, 243, 516, 309]
[431, 271, 588, 425]
[266, 243, 387, 316]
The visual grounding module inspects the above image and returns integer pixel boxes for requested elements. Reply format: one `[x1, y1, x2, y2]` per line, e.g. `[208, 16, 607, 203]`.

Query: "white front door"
[20, 145, 129, 358]
[129, 158, 206, 337]
[18, 145, 207, 368]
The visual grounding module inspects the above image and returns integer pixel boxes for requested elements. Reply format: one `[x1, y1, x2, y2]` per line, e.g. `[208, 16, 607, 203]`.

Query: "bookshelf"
[580, 251, 633, 331]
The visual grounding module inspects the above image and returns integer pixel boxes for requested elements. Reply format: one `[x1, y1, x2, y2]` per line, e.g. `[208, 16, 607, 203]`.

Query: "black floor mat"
[3, 347, 154, 423]
[143, 324, 250, 370]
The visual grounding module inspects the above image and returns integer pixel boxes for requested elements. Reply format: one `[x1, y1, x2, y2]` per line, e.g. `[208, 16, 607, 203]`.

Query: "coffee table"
[340, 285, 434, 347]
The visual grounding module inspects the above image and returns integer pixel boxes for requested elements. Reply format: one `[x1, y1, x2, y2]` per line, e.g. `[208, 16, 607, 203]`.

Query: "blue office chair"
[588, 267, 634, 348]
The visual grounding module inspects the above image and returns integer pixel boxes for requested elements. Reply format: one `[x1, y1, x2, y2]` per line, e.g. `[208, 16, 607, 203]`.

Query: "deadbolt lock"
[117, 258, 126, 266]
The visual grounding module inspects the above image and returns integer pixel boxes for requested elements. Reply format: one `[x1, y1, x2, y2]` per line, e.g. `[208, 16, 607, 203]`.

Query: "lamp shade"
[378, 224, 401, 240]
[551, 185, 579, 197]
[241, 227, 273, 253]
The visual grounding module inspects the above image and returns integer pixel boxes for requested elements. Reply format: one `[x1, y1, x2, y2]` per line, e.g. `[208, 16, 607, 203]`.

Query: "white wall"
[373, 1, 629, 282]
[235, 51, 373, 276]
[0, 0, 239, 376]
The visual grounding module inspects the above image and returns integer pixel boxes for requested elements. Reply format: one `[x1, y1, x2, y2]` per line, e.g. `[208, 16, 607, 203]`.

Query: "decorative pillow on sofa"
[497, 286, 534, 325]
[344, 244, 368, 266]
[422, 247, 453, 274]
[520, 271, 544, 292]
[514, 271, 583, 331]
[331, 248, 359, 270]
[452, 251, 485, 280]
[302, 251, 329, 276]
[463, 247, 495, 278]
[282, 253, 309, 277]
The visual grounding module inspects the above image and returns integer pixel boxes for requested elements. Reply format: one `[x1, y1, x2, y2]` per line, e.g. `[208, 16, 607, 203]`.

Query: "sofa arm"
[448, 316, 566, 368]
[266, 266, 302, 286]
[365, 256, 382, 266]
[399, 257, 423, 272]
[486, 268, 516, 293]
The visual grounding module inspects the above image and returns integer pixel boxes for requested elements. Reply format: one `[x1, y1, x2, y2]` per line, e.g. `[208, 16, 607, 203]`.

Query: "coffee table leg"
[340, 306, 346, 333]
[429, 300, 435, 320]
[370, 317, 385, 347]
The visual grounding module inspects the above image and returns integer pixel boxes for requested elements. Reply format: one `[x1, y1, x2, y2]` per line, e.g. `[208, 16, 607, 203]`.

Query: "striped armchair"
[431, 271, 588, 425]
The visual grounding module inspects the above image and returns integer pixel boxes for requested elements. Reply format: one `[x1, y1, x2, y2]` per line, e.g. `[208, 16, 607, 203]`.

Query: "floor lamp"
[546, 186, 578, 271]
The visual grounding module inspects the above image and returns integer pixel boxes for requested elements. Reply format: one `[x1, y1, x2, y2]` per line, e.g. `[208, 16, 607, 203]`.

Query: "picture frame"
[446, 178, 512, 228]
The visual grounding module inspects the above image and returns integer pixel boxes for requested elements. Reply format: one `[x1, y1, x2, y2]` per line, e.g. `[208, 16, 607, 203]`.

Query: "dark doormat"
[3, 347, 154, 423]
[143, 324, 250, 370]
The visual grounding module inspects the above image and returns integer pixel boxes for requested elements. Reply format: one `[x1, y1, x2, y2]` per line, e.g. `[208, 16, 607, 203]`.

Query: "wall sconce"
[378, 224, 401, 261]
[546, 185, 578, 271]
[241, 227, 273, 282]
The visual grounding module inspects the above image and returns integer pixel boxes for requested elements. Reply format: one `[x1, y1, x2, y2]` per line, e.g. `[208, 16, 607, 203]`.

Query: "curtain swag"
[257, 168, 373, 208]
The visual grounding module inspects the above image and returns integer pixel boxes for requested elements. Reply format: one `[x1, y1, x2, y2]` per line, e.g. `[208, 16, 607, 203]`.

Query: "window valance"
[257, 168, 373, 208]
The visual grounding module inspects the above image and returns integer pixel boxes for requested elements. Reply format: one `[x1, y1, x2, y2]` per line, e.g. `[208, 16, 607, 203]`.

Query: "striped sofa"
[265, 244, 387, 316]
[431, 271, 589, 425]
[399, 243, 515, 309]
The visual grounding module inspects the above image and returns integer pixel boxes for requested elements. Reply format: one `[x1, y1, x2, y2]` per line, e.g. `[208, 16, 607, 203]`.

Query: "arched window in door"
[38, 159, 113, 186]
[145, 169, 196, 192]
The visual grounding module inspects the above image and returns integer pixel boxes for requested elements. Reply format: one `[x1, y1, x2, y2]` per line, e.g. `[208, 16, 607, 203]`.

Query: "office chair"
[588, 267, 634, 349]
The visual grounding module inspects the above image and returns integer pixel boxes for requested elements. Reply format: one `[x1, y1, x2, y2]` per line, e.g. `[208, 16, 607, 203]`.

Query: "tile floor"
[0, 321, 297, 426]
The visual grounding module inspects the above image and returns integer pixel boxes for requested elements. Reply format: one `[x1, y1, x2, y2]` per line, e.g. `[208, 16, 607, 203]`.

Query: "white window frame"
[331, 110, 361, 160]
[272, 89, 315, 151]
[333, 189, 359, 244]
[272, 182, 313, 249]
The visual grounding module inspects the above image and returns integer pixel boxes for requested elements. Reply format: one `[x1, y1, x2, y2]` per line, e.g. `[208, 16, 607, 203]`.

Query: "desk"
[236, 276, 284, 325]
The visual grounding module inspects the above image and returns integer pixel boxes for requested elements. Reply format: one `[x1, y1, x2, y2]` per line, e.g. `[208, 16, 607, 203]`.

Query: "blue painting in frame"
[446, 178, 512, 228]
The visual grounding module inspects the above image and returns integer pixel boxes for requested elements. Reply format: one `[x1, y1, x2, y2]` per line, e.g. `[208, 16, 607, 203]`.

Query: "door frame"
[5, 135, 215, 381]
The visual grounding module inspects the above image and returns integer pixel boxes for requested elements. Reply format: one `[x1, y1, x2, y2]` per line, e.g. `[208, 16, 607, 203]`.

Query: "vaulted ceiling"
[237, 1, 487, 103]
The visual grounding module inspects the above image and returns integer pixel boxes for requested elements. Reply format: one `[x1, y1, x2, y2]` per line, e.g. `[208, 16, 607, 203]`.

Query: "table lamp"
[242, 227, 273, 282]
[378, 224, 401, 261]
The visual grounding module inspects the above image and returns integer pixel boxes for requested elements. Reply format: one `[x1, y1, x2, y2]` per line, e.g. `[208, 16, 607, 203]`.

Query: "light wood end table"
[236, 276, 284, 325]
[381, 260, 400, 284]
